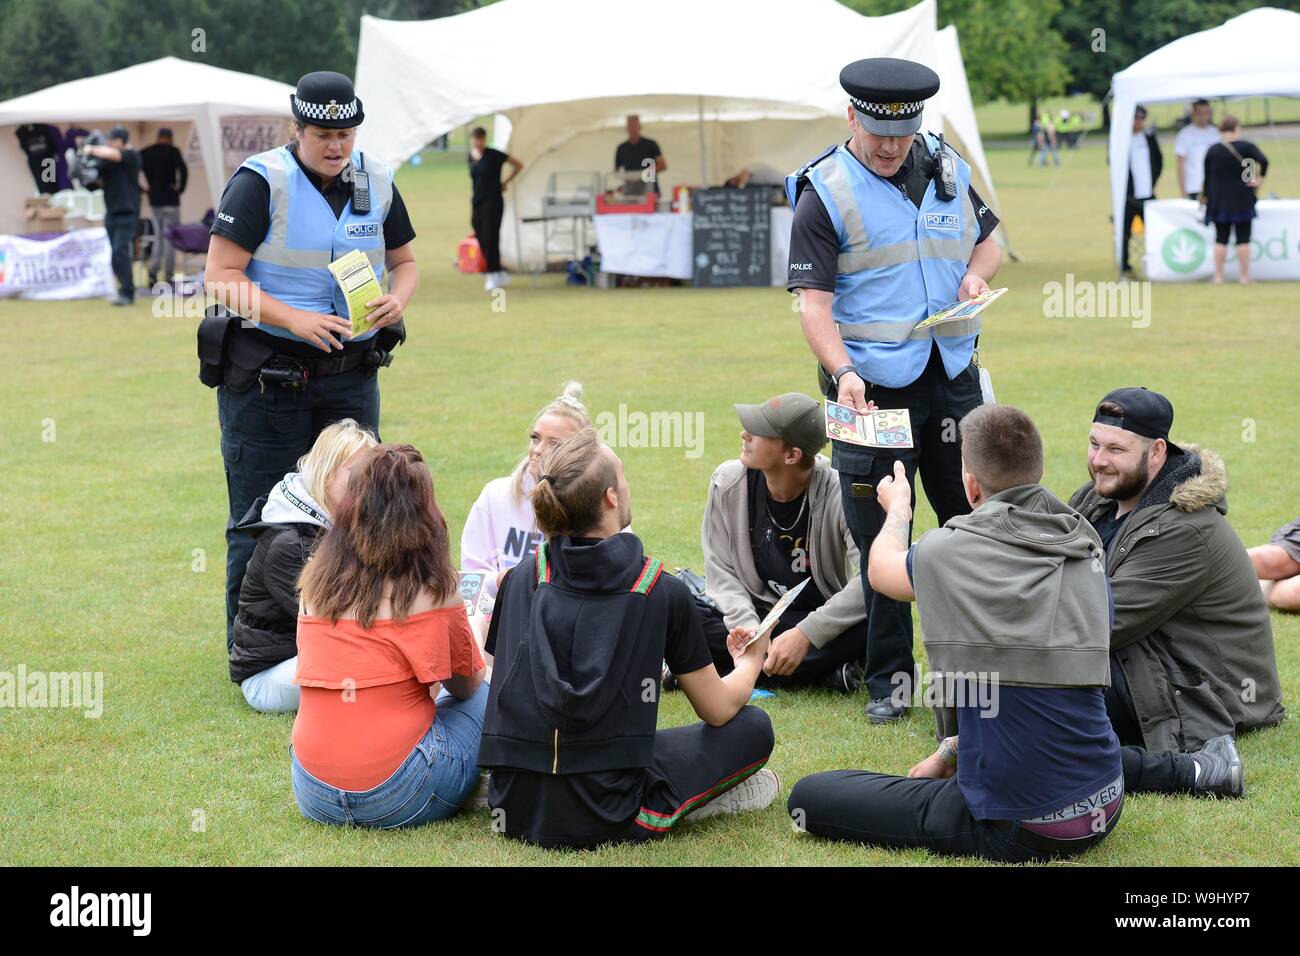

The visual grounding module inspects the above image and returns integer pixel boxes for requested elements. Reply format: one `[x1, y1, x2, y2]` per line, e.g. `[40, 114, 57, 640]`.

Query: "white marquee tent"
[1108, 6, 1300, 269]
[0, 57, 293, 235]
[356, 0, 1004, 271]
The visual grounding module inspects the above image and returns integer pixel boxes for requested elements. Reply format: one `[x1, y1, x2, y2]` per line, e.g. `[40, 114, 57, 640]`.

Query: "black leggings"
[1214, 220, 1252, 245]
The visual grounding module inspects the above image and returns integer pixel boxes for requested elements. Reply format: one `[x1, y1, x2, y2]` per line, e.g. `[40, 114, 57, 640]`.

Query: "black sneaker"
[865, 696, 906, 724]
[825, 661, 864, 695]
[1191, 734, 1245, 799]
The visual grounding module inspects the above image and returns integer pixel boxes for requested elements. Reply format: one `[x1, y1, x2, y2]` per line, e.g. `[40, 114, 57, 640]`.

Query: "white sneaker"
[688, 767, 780, 822]
[483, 272, 496, 291]
[497, 270, 511, 288]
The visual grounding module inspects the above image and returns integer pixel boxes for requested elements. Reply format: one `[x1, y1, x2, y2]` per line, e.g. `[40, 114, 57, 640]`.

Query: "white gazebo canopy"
[1108, 7, 1300, 268]
[0, 57, 293, 233]
[356, 0, 1004, 270]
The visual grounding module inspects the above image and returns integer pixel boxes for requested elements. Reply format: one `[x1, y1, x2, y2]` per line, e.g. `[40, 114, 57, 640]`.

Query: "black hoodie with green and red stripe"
[479, 532, 703, 775]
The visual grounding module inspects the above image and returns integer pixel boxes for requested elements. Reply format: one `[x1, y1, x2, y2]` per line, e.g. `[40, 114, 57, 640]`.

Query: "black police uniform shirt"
[100, 148, 142, 216]
[615, 137, 662, 195]
[468, 147, 507, 207]
[140, 142, 189, 207]
[747, 470, 827, 624]
[787, 137, 999, 294]
[210, 143, 416, 254]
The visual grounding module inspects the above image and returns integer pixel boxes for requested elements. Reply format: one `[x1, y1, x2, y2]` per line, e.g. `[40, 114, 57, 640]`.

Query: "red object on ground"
[457, 234, 487, 273]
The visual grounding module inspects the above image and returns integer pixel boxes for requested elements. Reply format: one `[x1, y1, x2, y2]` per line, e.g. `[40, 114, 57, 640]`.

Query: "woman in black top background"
[1202, 115, 1269, 285]
[467, 126, 523, 292]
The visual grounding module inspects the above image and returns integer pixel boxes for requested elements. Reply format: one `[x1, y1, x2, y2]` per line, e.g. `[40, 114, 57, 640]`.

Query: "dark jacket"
[1069, 445, 1285, 753]
[1203, 139, 1268, 222]
[228, 493, 323, 684]
[479, 533, 679, 774]
[1126, 129, 1163, 200]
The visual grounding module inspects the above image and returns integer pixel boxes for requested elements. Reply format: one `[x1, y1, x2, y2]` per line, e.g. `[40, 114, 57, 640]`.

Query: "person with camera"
[81, 124, 141, 306]
[202, 70, 419, 650]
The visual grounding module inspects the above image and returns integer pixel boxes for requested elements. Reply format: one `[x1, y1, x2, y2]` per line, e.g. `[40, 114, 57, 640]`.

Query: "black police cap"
[840, 57, 940, 136]
[1093, 387, 1185, 456]
[291, 71, 364, 129]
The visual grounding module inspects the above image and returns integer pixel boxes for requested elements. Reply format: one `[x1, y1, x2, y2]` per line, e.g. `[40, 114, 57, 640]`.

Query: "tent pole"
[698, 96, 706, 186]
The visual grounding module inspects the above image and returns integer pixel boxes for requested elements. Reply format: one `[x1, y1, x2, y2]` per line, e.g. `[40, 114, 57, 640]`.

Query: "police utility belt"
[197, 304, 405, 392]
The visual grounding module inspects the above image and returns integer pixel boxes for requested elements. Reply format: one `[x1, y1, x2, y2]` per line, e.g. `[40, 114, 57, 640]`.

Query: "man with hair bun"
[479, 428, 779, 849]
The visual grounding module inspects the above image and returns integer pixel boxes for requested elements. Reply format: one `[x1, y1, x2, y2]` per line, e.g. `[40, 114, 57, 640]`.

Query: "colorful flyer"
[912, 286, 1008, 332]
[825, 402, 914, 448]
[327, 248, 384, 336]
[742, 578, 811, 650]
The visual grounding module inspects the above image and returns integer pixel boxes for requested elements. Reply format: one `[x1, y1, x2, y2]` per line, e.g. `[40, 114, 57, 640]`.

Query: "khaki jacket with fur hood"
[1070, 445, 1285, 753]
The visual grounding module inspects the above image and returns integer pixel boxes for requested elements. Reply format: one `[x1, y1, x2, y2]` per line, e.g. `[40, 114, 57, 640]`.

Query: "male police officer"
[786, 58, 1002, 724]
[203, 71, 419, 648]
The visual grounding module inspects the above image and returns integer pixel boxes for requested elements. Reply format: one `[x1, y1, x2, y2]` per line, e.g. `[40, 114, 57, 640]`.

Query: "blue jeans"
[240, 657, 300, 713]
[290, 682, 488, 829]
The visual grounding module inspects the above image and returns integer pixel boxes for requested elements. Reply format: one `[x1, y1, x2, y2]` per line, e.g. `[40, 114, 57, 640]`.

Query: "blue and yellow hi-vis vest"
[239, 145, 394, 344]
[786, 133, 980, 389]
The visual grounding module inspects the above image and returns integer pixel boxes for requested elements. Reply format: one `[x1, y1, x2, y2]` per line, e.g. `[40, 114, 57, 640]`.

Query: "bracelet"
[831, 364, 858, 390]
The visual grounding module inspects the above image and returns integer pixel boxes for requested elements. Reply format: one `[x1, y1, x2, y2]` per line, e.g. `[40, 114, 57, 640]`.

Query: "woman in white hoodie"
[461, 383, 590, 599]
[228, 419, 378, 712]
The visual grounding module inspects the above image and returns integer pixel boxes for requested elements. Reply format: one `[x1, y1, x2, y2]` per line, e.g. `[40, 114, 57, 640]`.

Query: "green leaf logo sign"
[1161, 228, 1206, 274]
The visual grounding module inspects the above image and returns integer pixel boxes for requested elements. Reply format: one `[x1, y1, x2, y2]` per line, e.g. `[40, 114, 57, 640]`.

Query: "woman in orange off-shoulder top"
[290, 444, 487, 829]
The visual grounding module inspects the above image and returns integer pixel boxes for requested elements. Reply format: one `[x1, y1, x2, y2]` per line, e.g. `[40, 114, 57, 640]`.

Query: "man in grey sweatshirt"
[788, 405, 1245, 863]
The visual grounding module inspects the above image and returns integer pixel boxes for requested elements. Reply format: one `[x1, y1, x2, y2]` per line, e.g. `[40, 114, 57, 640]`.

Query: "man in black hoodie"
[479, 428, 779, 849]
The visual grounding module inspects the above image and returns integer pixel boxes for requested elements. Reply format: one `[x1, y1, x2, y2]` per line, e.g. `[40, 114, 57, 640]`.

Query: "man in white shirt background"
[1175, 99, 1219, 200]
[1122, 106, 1162, 276]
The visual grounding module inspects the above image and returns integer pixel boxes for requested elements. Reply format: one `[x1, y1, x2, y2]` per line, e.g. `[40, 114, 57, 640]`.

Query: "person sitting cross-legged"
[692, 393, 867, 694]
[789, 405, 1246, 864]
[1249, 518, 1300, 613]
[479, 427, 778, 850]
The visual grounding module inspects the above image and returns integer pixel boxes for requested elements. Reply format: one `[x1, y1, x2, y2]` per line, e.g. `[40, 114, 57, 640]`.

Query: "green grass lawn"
[1, 137, 1296, 867]
[975, 95, 1300, 142]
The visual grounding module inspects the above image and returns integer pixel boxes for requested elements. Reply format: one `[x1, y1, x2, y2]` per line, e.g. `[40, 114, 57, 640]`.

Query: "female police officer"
[204, 71, 419, 649]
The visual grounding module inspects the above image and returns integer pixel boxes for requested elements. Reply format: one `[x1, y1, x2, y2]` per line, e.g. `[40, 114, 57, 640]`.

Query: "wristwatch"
[937, 736, 958, 766]
[831, 364, 859, 391]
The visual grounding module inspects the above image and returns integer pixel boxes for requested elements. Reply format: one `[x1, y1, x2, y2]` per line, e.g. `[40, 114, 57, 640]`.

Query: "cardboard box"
[23, 195, 51, 209]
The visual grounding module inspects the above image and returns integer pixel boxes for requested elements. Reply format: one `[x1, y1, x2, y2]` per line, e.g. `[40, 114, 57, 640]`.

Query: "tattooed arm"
[867, 460, 916, 601]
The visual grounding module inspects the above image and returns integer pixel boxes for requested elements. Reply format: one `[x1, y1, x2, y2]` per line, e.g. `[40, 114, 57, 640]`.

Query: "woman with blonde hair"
[291, 443, 488, 828]
[461, 382, 591, 598]
[229, 418, 377, 712]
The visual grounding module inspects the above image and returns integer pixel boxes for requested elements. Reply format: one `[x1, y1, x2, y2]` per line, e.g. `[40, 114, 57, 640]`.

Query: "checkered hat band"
[294, 95, 358, 121]
[851, 97, 924, 117]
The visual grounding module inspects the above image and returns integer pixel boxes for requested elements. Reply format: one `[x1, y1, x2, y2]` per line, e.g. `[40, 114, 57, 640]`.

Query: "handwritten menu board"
[691, 187, 771, 288]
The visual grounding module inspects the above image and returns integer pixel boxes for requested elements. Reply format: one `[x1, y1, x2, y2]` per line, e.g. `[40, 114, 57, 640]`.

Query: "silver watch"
[937, 737, 958, 766]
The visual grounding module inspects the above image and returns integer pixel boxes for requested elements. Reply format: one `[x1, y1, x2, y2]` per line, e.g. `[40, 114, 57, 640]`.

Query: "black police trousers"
[218, 365, 380, 650]
[833, 344, 983, 700]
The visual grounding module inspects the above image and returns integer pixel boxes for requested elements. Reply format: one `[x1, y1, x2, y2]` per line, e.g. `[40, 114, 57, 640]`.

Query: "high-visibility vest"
[239, 145, 393, 344]
[787, 133, 979, 388]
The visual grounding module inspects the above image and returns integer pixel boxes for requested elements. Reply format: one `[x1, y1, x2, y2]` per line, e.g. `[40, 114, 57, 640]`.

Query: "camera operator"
[82, 124, 142, 306]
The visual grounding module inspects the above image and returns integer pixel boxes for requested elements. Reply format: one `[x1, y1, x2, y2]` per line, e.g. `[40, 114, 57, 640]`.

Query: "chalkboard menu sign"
[691, 187, 771, 288]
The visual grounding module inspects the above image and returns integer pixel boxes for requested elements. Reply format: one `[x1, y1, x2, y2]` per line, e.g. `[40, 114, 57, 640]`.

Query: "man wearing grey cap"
[1070, 387, 1284, 756]
[785, 57, 1002, 723]
[697, 393, 868, 692]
